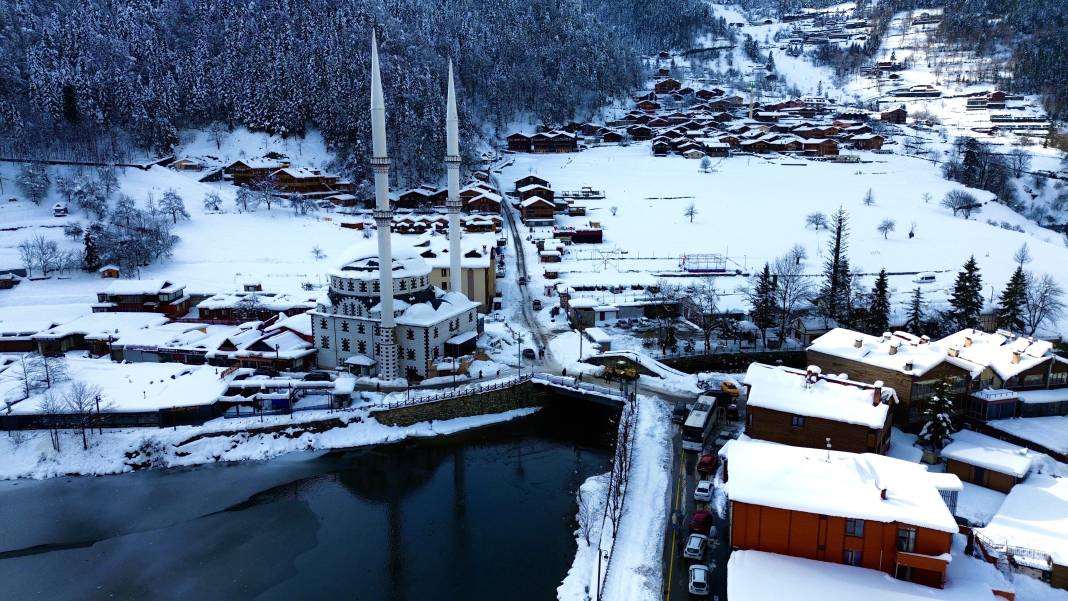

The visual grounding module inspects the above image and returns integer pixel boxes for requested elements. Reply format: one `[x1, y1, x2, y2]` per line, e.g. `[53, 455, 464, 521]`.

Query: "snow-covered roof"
[197, 292, 315, 312]
[940, 329, 1053, 381]
[727, 551, 998, 601]
[980, 475, 1068, 565]
[725, 439, 960, 533]
[518, 183, 552, 193]
[265, 311, 313, 338]
[1016, 388, 1068, 405]
[940, 430, 1036, 478]
[32, 312, 169, 341]
[987, 416, 1068, 455]
[520, 197, 553, 208]
[329, 254, 431, 281]
[743, 363, 893, 429]
[103, 279, 183, 295]
[808, 328, 976, 377]
[396, 292, 478, 327]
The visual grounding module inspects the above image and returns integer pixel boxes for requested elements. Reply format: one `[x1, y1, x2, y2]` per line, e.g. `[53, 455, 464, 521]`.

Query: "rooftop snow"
[32, 312, 169, 341]
[940, 430, 1036, 478]
[727, 550, 998, 601]
[103, 279, 182, 295]
[395, 292, 478, 327]
[940, 329, 1052, 381]
[987, 416, 1068, 455]
[808, 328, 976, 377]
[726, 438, 960, 533]
[980, 475, 1068, 565]
[743, 363, 893, 429]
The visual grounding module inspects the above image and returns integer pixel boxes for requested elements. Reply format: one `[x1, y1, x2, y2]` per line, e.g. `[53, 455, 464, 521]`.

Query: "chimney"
[964, 336, 973, 348]
[888, 344, 898, 355]
[948, 347, 960, 358]
[872, 388, 882, 406]
[1012, 350, 1021, 364]
[920, 335, 930, 344]
[904, 361, 914, 371]
[854, 338, 863, 348]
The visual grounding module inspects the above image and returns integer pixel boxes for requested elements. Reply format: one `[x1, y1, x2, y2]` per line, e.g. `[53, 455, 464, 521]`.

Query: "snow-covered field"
[500, 144, 1068, 335]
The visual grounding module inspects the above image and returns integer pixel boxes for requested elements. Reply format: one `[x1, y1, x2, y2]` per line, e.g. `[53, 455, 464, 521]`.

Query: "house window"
[468, 312, 474, 322]
[896, 527, 917, 553]
[357, 323, 365, 334]
[320, 318, 328, 329]
[359, 281, 368, 293]
[1050, 372, 1067, 386]
[406, 349, 416, 361]
[843, 549, 862, 566]
[746, 413, 753, 426]
[846, 519, 864, 538]
[347, 280, 354, 291]
[399, 279, 407, 291]
[1023, 374, 1044, 387]
[407, 329, 415, 341]
[341, 338, 350, 352]
[791, 415, 805, 428]
[433, 327, 438, 338]
[357, 340, 367, 354]
[440, 268, 448, 277]
[341, 321, 349, 332]
[320, 336, 330, 349]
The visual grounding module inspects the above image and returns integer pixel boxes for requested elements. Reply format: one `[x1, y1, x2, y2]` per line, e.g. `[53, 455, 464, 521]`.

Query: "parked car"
[688, 564, 711, 596]
[253, 367, 280, 378]
[672, 400, 689, 424]
[688, 509, 713, 534]
[532, 298, 543, 311]
[720, 380, 740, 397]
[517, 276, 528, 285]
[913, 272, 937, 284]
[693, 480, 713, 502]
[683, 533, 707, 561]
[302, 371, 332, 382]
[696, 454, 717, 476]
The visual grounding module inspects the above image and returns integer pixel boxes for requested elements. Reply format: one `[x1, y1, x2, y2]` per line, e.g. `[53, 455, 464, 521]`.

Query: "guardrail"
[532, 374, 625, 399]
[381, 374, 534, 410]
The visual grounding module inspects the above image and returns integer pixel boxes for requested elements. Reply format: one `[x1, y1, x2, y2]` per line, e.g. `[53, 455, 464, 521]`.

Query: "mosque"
[311, 33, 480, 380]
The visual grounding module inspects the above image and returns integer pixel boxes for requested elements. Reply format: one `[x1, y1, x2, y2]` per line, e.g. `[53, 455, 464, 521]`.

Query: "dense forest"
[0, 0, 709, 186]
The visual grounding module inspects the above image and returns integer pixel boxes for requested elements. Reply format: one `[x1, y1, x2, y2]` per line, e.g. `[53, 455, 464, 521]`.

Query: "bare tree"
[605, 400, 637, 537]
[39, 391, 65, 452]
[17, 234, 63, 276]
[804, 212, 827, 230]
[576, 483, 599, 545]
[254, 177, 277, 210]
[649, 280, 680, 354]
[203, 191, 223, 211]
[1007, 148, 1031, 178]
[234, 187, 258, 212]
[877, 218, 896, 239]
[862, 188, 875, 206]
[1013, 243, 1032, 268]
[771, 252, 814, 346]
[610, 206, 618, 216]
[684, 202, 698, 223]
[941, 190, 981, 218]
[684, 281, 720, 353]
[1023, 273, 1065, 336]
[310, 245, 327, 261]
[1, 353, 67, 401]
[62, 381, 108, 450]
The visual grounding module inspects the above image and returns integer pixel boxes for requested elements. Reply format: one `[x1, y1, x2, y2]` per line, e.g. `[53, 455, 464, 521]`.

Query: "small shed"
[98, 265, 121, 279]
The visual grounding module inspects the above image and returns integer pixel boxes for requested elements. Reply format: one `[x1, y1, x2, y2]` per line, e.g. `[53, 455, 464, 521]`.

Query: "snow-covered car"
[913, 272, 937, 284]
[683, 533, 707, 561]
[688, 564, 711, 596]
[693, 480, 713, 502]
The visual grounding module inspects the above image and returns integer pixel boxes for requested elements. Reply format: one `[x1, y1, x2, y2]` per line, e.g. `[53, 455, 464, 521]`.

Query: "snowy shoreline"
[0, 405, 540, 481]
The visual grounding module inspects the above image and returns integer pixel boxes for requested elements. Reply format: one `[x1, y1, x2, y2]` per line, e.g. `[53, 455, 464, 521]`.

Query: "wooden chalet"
[530, 130, 578, 153]
[803, 139, 840, 156]
[507, 132, 532, 152]
[852, 134, 885, 150]
[654, 78, 682, 94]
[519, 197, 555, 223]
[627, 124, 653, 141]
[514, 175, 550, 191]
[881, 106, 908, 124]
[225, 159, 290, 187]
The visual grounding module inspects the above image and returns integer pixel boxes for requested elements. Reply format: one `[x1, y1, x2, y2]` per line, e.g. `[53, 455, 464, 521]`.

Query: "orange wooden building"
[725, 439, 961, 589]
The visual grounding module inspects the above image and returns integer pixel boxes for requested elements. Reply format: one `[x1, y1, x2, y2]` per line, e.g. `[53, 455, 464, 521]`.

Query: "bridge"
[378, 372, 627, 413]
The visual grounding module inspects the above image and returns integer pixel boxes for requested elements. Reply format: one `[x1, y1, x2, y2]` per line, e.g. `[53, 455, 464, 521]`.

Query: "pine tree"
[818, 207, 849, 321]
[946, 256, 984, 330]
[750, 263, 776, 348]
[868, 269, 890, 334]
[82, 225, 101, 272]
[996, 266, 1027, 332]
[917, 378, 957, 450]
[905, 287, 924, 333]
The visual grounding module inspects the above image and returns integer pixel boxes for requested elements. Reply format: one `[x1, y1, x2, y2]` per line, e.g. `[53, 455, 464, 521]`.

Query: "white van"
[913, 272, 937, 284]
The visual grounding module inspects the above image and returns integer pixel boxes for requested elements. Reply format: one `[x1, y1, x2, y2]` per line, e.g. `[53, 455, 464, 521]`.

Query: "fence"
[532, 374, 625, 400]
[380, 374, 534, 410]
[974, 531, 1052, 576]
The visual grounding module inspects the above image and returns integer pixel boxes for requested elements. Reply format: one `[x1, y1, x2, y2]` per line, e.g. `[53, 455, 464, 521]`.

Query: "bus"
[681, 395, 717, 452]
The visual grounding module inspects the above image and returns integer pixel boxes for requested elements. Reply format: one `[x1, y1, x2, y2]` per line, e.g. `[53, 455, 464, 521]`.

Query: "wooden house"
[94, 279, 190, 318]
[627, 125, 653, 141]
[881, 106, 908, 124]
[98, 265, 121, 279]
[851, 134, 885, 150]
[651, 140, 671, 156]
[517, 184, 554, 203]
[530, 131, 578, 153]
[507, 132, 532, 152]
[742, 363, 894, 454]
[225, 159, 290, 186]
[739, 139, 770, 153]
[519, 197, 555, 223]
[726, 439, 960, 589]
[654, 78, 682, 94]
[637, 99, 661, 112]
[601, 130, 624, 144]
[941, 429, 1034, 493]
[464, 193, 502, 214]
[514, 175, 550, 191]
[803, 138, 840, 156]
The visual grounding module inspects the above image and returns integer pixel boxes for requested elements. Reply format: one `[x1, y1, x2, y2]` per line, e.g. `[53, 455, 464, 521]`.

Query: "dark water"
[0, 404, 616, 601]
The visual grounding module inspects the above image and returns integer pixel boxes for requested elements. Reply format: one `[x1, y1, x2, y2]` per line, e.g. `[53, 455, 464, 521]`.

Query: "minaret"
[445, 60, 463, 295]
[370, 31, 400, 381]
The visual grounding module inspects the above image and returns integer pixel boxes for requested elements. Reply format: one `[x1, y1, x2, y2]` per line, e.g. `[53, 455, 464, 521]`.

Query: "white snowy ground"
[0, 402, 538, 480]
[558, 394, 672, 601]
[500, 144, 1068, 337]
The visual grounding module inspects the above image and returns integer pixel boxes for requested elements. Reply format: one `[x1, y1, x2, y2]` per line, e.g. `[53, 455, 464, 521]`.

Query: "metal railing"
[380, 374, 534, 410]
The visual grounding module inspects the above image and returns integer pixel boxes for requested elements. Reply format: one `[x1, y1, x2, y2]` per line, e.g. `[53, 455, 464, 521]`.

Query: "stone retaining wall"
[373, 381, 540, 426]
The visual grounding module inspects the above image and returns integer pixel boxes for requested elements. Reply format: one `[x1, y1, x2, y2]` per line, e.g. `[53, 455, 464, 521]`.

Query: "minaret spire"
[445, 59, 463, 296]
[370, 30, 399, 381]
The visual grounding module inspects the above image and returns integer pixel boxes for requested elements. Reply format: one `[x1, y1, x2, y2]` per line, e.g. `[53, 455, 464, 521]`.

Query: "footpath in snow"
[558, 394, 672, 601]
